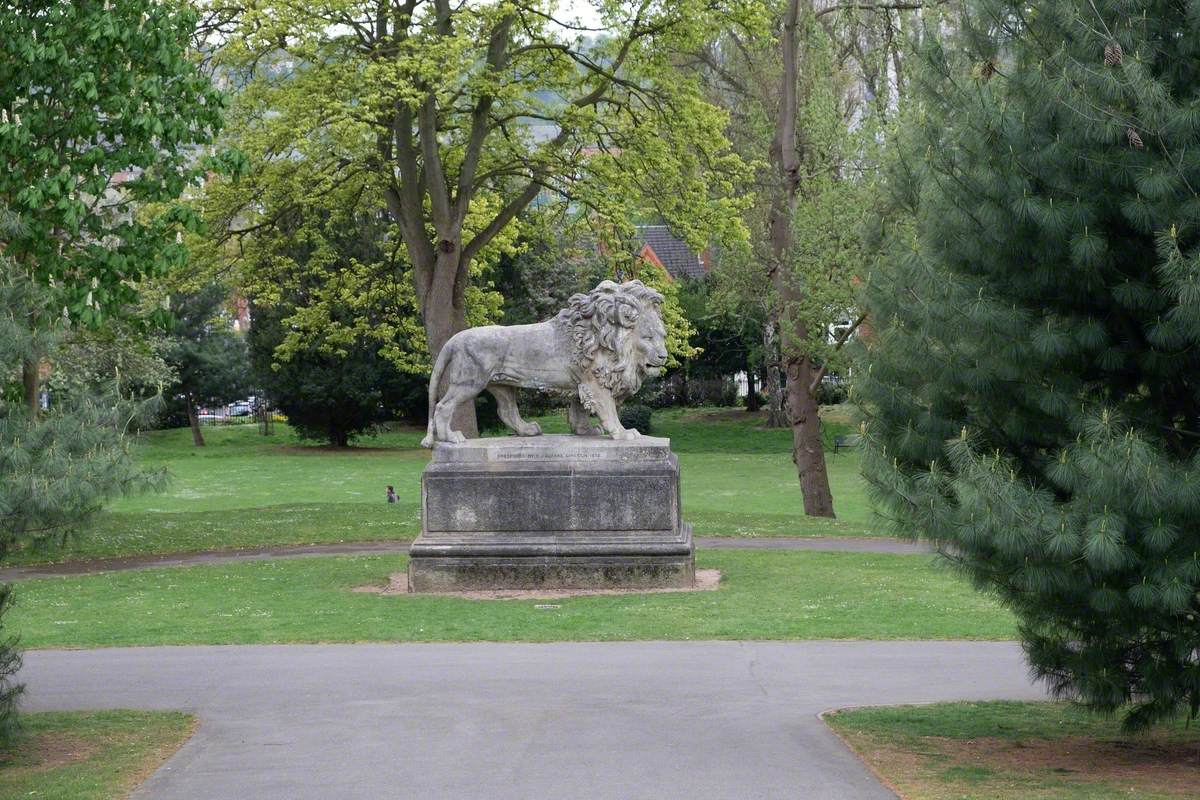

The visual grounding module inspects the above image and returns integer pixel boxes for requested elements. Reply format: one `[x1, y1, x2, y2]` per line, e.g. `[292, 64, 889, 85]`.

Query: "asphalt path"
[0, 537, 932, 582]
[24, 641, 1043, 799]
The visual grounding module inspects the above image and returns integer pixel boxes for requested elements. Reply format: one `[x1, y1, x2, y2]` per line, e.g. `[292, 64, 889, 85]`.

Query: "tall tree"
[240, 187, 430, 447]
[768, 0, 832, 515]
[859, 0, 1200, 729]
[164, 285, 251, 447]
[700, 0, 884, 515]
[0, 229, 162, 741]
[204, 0, 747, 436]
[249, 300, 423, 447]
[0, 0, 236, 414]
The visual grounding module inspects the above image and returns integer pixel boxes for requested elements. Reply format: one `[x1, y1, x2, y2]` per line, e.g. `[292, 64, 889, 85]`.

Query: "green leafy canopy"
[197, 0, 752, 372]
[0, 0, 242, 327]
[859, 0, 1200, 729]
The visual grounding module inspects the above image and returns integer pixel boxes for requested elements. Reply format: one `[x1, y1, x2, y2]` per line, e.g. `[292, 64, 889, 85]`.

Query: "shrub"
[815, 379, 848, 406]
[618, 404, 653, 434]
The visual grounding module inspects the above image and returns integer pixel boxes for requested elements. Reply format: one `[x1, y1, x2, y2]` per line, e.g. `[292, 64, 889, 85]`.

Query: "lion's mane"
[554, 279, 665, 398]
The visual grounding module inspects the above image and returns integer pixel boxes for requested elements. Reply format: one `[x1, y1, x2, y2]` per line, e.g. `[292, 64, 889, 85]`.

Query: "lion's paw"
[519, 422, 542, 437]
[612, 428, 642, 441]
[446, 430, 467, 444]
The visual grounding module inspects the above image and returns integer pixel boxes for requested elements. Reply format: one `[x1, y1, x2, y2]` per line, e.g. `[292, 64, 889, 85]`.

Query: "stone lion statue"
[421, 279, 668, 447]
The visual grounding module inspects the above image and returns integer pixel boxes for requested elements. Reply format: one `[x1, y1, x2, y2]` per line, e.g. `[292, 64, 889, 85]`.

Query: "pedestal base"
[408, 435, 694, 591]
[408, 534, 695, 592]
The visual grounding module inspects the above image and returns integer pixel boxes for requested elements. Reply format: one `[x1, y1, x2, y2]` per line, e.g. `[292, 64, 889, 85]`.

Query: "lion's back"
[445, 321, 575, 387]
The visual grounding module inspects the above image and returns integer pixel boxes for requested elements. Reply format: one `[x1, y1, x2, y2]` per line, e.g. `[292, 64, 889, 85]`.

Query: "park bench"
[833, 434, 860, 454]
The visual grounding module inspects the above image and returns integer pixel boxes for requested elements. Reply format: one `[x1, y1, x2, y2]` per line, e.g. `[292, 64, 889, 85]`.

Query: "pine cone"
[980, 60, 995, 81]
[1127, 127, 1144, 149]
[1104, 41, 1124, 66]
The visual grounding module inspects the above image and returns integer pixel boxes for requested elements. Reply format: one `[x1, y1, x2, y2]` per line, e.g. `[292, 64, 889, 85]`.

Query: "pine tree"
[0, 233, 161, 742]
[858, 0, 1200, 729]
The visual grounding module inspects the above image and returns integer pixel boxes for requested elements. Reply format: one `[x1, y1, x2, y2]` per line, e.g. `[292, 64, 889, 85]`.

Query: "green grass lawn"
[0, 710, 195, 800]
[824, 701, 1200, 800]
[2, 407, 877, 566]
[8, 550, 1015, 648]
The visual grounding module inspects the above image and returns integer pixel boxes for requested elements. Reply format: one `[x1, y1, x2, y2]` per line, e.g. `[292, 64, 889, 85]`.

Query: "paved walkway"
[0, 537, 931, 582]
[24, 641, 1042, 800]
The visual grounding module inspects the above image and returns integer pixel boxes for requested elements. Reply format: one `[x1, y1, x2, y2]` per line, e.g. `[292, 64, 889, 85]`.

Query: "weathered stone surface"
[420, 280, 669, 447]
[408, 434, 695, 591]
[407, 551, 695, 593]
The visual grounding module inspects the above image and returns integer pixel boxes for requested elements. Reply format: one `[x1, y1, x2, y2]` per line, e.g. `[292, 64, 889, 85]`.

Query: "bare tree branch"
[455, 12, 514, 221]
[816, 1, 936, 17]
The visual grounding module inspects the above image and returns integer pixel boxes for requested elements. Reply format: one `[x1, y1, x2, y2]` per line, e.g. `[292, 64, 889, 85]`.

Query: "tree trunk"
[745, 365, 760, 412]
[785, 353, 835, 517]
[761, 325, 787, 428]
[766, 0, 835, 517]
[422, 249, 479, 439]
[187, 396, 206, 447]
[22, 358, 39, 417]
[766, 377, 787, 427]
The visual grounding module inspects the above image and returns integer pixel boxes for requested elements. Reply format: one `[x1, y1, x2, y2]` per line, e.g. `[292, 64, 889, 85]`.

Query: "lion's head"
[557, 279, 668, 397]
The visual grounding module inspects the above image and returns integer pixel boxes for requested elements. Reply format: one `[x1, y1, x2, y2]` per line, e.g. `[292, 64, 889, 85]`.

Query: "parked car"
[228, 400, 253, 417]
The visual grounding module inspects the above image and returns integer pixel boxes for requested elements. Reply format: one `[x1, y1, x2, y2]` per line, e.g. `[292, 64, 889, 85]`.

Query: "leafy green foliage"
[677, 277, 753, 381]
[249, 299, 424, 448]
[814, 379, 848, 406]
[238, 195, 433, 446]
[617, 403, 652, 434]
[493, 213, 608, 326]
[193, 129, 444, 378]
[0, 0, 236, 326]
[622, 258, 700, 366]
[0, 262, 161, 744]
[705, 13, 871, 386]
[46, 319, 175, 406]
[163, 285, 251, 416]
[858, 0, 1200, 730]
[200, 0, 747, 369]
[776, 22, 871, 377]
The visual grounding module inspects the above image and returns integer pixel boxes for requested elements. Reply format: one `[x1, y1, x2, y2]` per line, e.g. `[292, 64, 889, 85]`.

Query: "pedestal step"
[408, 435, 695, 591]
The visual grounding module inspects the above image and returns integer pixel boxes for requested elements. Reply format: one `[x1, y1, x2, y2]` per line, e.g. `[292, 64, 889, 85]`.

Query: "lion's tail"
[420, 345, 449, 449]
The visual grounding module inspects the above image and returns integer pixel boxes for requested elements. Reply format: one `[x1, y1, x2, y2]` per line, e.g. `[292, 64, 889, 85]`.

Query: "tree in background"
[249, 300, 421, 447]
[699, 0, 888, 515]
[202, 0, 748, 436]
[0, 220, 161, 741]
[163, 285, 251, 447]
[241, 196, 429, 447]
[858, 0, 1200, 729]
[493, 212, 609, 327]
[619, 255, 701, 369]
[46, 318, 176, 409]
[672, 277, 752, 407]
[0, 0, 238, 414]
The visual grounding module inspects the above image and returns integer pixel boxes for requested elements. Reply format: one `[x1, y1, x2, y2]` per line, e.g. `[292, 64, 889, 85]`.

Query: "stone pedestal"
[408, 435, 694, 591]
